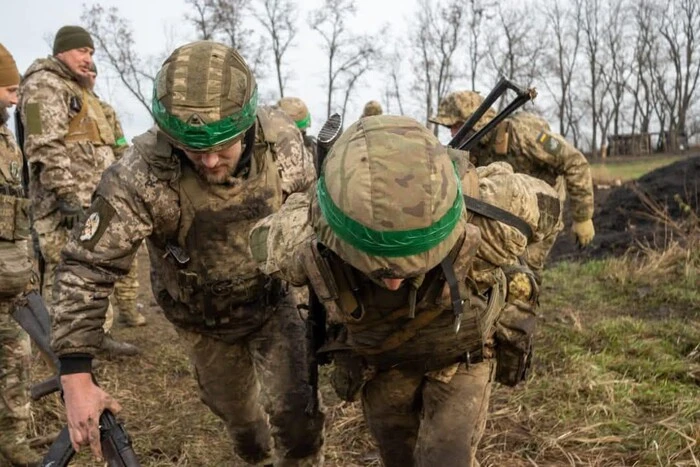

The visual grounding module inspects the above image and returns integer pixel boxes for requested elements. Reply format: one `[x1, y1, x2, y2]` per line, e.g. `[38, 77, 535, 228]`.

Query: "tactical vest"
[152, 110, 284, 330]
[299, 227, 506, 372]
[65, 89, 115, 147]
[0, 125, 32, 298]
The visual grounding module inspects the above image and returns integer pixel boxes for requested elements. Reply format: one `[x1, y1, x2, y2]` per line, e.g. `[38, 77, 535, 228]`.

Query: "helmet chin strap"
[232, 124, 257, 177]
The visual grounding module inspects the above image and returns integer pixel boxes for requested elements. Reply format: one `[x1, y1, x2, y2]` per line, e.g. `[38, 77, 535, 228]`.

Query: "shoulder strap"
[464, 195, 534, 243]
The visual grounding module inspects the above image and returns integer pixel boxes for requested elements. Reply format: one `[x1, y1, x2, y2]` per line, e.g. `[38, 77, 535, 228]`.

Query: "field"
[589, 155, 688, 184]
[24, 156, 700, 466]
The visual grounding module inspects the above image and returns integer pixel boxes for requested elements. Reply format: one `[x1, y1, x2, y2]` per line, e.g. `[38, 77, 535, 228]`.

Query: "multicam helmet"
[277, 96, 311, 130]
[361, 100, 383, 117]
[429, 90, 496, 131]
[152, 40, 258, 152]
[313, 115, 468, 278]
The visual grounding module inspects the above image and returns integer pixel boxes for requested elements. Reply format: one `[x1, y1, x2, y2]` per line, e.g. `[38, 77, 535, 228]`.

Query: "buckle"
[209, 279, 234, 296]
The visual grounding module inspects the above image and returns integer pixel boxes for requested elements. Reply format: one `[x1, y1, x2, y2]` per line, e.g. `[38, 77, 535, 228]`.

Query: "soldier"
[83, 64, 146, 328]
[250, 115, 561, 466]
[51, 41, 324, 466]
[18, 26, 138, 356]
[361, 100, 383, 118]
[430, 90, 595, 248]
[0, 43, 42, 467]
[277, 96, 316, 168]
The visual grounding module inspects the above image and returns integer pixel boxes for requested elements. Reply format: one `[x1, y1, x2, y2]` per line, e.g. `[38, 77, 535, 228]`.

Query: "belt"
[365, 348, 484, 373]
[0, 184, 25, 198]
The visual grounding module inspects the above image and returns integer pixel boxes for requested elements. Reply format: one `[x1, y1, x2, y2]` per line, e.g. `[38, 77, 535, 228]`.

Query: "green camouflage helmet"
[152, 40, 258, 152]
[277, 96, 311, 130]
[313, 115, 468, 279]
[361, 100, 383, 117]
[429, 90, 496, 131]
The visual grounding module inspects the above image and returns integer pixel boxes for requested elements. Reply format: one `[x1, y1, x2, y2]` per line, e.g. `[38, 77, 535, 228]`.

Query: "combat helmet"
[152, 40, 258, 152]
[313, 115, 468, 279]
[277, 96, 311, 130]
[429, 90, 496, 131]
[361, 100, 383, 117]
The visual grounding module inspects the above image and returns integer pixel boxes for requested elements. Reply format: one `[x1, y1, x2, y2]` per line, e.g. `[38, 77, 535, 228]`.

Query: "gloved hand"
[572, 219, 595, 247]
[57, 194, 85, 230]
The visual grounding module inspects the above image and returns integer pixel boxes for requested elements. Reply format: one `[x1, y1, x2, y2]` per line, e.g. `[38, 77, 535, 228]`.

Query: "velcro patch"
[79, 196, 116, 251]
[536, 131, 562, 156]
[25, 103, 43, 135]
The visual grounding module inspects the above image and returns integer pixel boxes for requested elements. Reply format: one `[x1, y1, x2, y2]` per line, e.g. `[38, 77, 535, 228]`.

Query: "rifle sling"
[464, 195, 533, 243]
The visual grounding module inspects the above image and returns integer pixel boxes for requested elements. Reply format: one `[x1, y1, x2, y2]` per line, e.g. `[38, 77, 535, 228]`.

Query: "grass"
[24, 236, 700, 466]
[589, 155, 688, 184]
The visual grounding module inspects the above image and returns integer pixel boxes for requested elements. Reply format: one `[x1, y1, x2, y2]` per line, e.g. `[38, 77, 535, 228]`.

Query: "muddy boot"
[116, 300, 147, 328]
[0, 442, 42, 467]
[100, 334, 140, 358]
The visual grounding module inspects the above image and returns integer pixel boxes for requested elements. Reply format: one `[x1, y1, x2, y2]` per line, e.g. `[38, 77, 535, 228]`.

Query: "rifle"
[12, 291, 141, 467]
[14, 107, 45, 291]
[448, 77, 537, 151]
[304, 114, 343, 414]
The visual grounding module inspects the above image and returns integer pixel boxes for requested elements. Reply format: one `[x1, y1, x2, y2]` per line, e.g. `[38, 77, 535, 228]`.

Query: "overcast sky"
[4, 0, 447, 142]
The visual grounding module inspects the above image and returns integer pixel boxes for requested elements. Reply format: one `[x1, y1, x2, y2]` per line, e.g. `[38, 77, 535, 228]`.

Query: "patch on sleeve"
[79, 196, 116, 251]
[249, 224, 270, 264]
[25, 103, 43, 135]
[536, 131, 563, 156]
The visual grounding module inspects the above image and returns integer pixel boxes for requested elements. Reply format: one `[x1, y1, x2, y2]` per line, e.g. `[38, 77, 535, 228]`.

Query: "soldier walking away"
[18, 26, 138, 357]
[0, 42, 42, 467]
[51, 41, 324, 466]
[430, 91, 595, 248]
[250, 115, 561, 466]
[277, 96, 317, 170]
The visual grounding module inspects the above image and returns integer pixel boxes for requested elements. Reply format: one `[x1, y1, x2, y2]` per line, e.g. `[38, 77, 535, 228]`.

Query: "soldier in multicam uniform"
[83, 64, 146, 328]
[430, 90, 596, 248]
[361, 100, 383, 117]
[52, 41, 324, 466]
[18, 26, 138, 356]
[277, 97, 316, 169]
[250, 115, 563, 466]
[0, 43, 42, 467]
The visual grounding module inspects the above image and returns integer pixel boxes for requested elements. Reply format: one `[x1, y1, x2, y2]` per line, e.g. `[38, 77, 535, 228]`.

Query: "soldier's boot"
[275, 450, 324, 467]
[0, 443, 42, 467]
[116, 299, 147, 327]
[100, 334, 140, 358]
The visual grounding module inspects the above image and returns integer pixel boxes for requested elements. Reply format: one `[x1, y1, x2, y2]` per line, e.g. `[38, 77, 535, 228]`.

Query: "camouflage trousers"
[0, 299, 32, 459]
[176, 297, 325, 466]
[360, 359, 495, 467]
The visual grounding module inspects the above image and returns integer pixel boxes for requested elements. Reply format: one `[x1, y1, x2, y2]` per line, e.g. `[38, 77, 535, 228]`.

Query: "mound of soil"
[550, 154, 700, 262]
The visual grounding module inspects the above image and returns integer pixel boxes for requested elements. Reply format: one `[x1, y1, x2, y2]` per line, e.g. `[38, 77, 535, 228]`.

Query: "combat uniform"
[251, 116, 557, 466]
[430, 91, 595, 246]
[18, 56, 117, 308]
[52, 41, 323, 466]
[0, 42, 41, 466]
[277, 97, 317, 171]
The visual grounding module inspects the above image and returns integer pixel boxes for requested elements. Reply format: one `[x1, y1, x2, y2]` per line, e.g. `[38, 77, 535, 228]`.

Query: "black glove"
[57, 194, 84, 230]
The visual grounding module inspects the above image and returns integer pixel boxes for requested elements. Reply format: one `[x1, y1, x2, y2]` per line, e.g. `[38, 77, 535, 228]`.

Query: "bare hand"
[60, 373, 122, 461]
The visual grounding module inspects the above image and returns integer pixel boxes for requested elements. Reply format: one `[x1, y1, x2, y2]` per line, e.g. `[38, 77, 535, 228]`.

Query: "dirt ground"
[549, 154, 700, 262]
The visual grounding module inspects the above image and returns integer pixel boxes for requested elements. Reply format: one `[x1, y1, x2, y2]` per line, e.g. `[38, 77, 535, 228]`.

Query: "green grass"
[589, 155, 687, 183]
[483, 256, 700, 466]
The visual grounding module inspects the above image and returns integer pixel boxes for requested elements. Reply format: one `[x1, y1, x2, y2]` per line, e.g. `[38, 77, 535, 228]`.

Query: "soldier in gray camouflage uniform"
[430, 90, 595, 248]
[250, 115, 563, 466]
[0, 42, 42, 467]
[51, 41, 324, 466]
[277, 97, 316, 170]
[18, 26, 138, 356]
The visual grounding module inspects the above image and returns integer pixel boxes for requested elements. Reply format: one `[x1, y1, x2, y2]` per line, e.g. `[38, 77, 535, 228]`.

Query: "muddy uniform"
[251, 116, 555, 466]
[51, 99, 322, 465]
[0, 119, 37, 464]
[18, 57, 117, 307]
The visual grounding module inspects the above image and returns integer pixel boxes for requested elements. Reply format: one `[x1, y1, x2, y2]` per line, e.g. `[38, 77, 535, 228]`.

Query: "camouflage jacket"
[100, 99, 128, 159]
[18, 57, 116, 228]
[470, 112, 594, 222]
[51, 106, 315, 358]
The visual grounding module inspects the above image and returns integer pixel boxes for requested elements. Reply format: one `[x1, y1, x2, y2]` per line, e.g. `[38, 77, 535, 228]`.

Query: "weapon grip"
[100, 410, 141, 467]
[41, 426, 75, 467]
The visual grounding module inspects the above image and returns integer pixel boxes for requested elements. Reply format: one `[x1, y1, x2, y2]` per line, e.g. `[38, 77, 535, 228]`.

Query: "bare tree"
[541, 0, 583, 138]
[410, 0, 466, 133]
[309, 0, 379, 121]
[601, 0, 633, 140]
[185, 0, 222, 40]
[581, 0, 606, 157]
[629, 0, 660, 134]
[466, 0, 492, 91]
[81, 4, 156, 116]
[656, 0, 700, 145]
[255, 0, 298, 98]
[381, 47, 406, 115]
